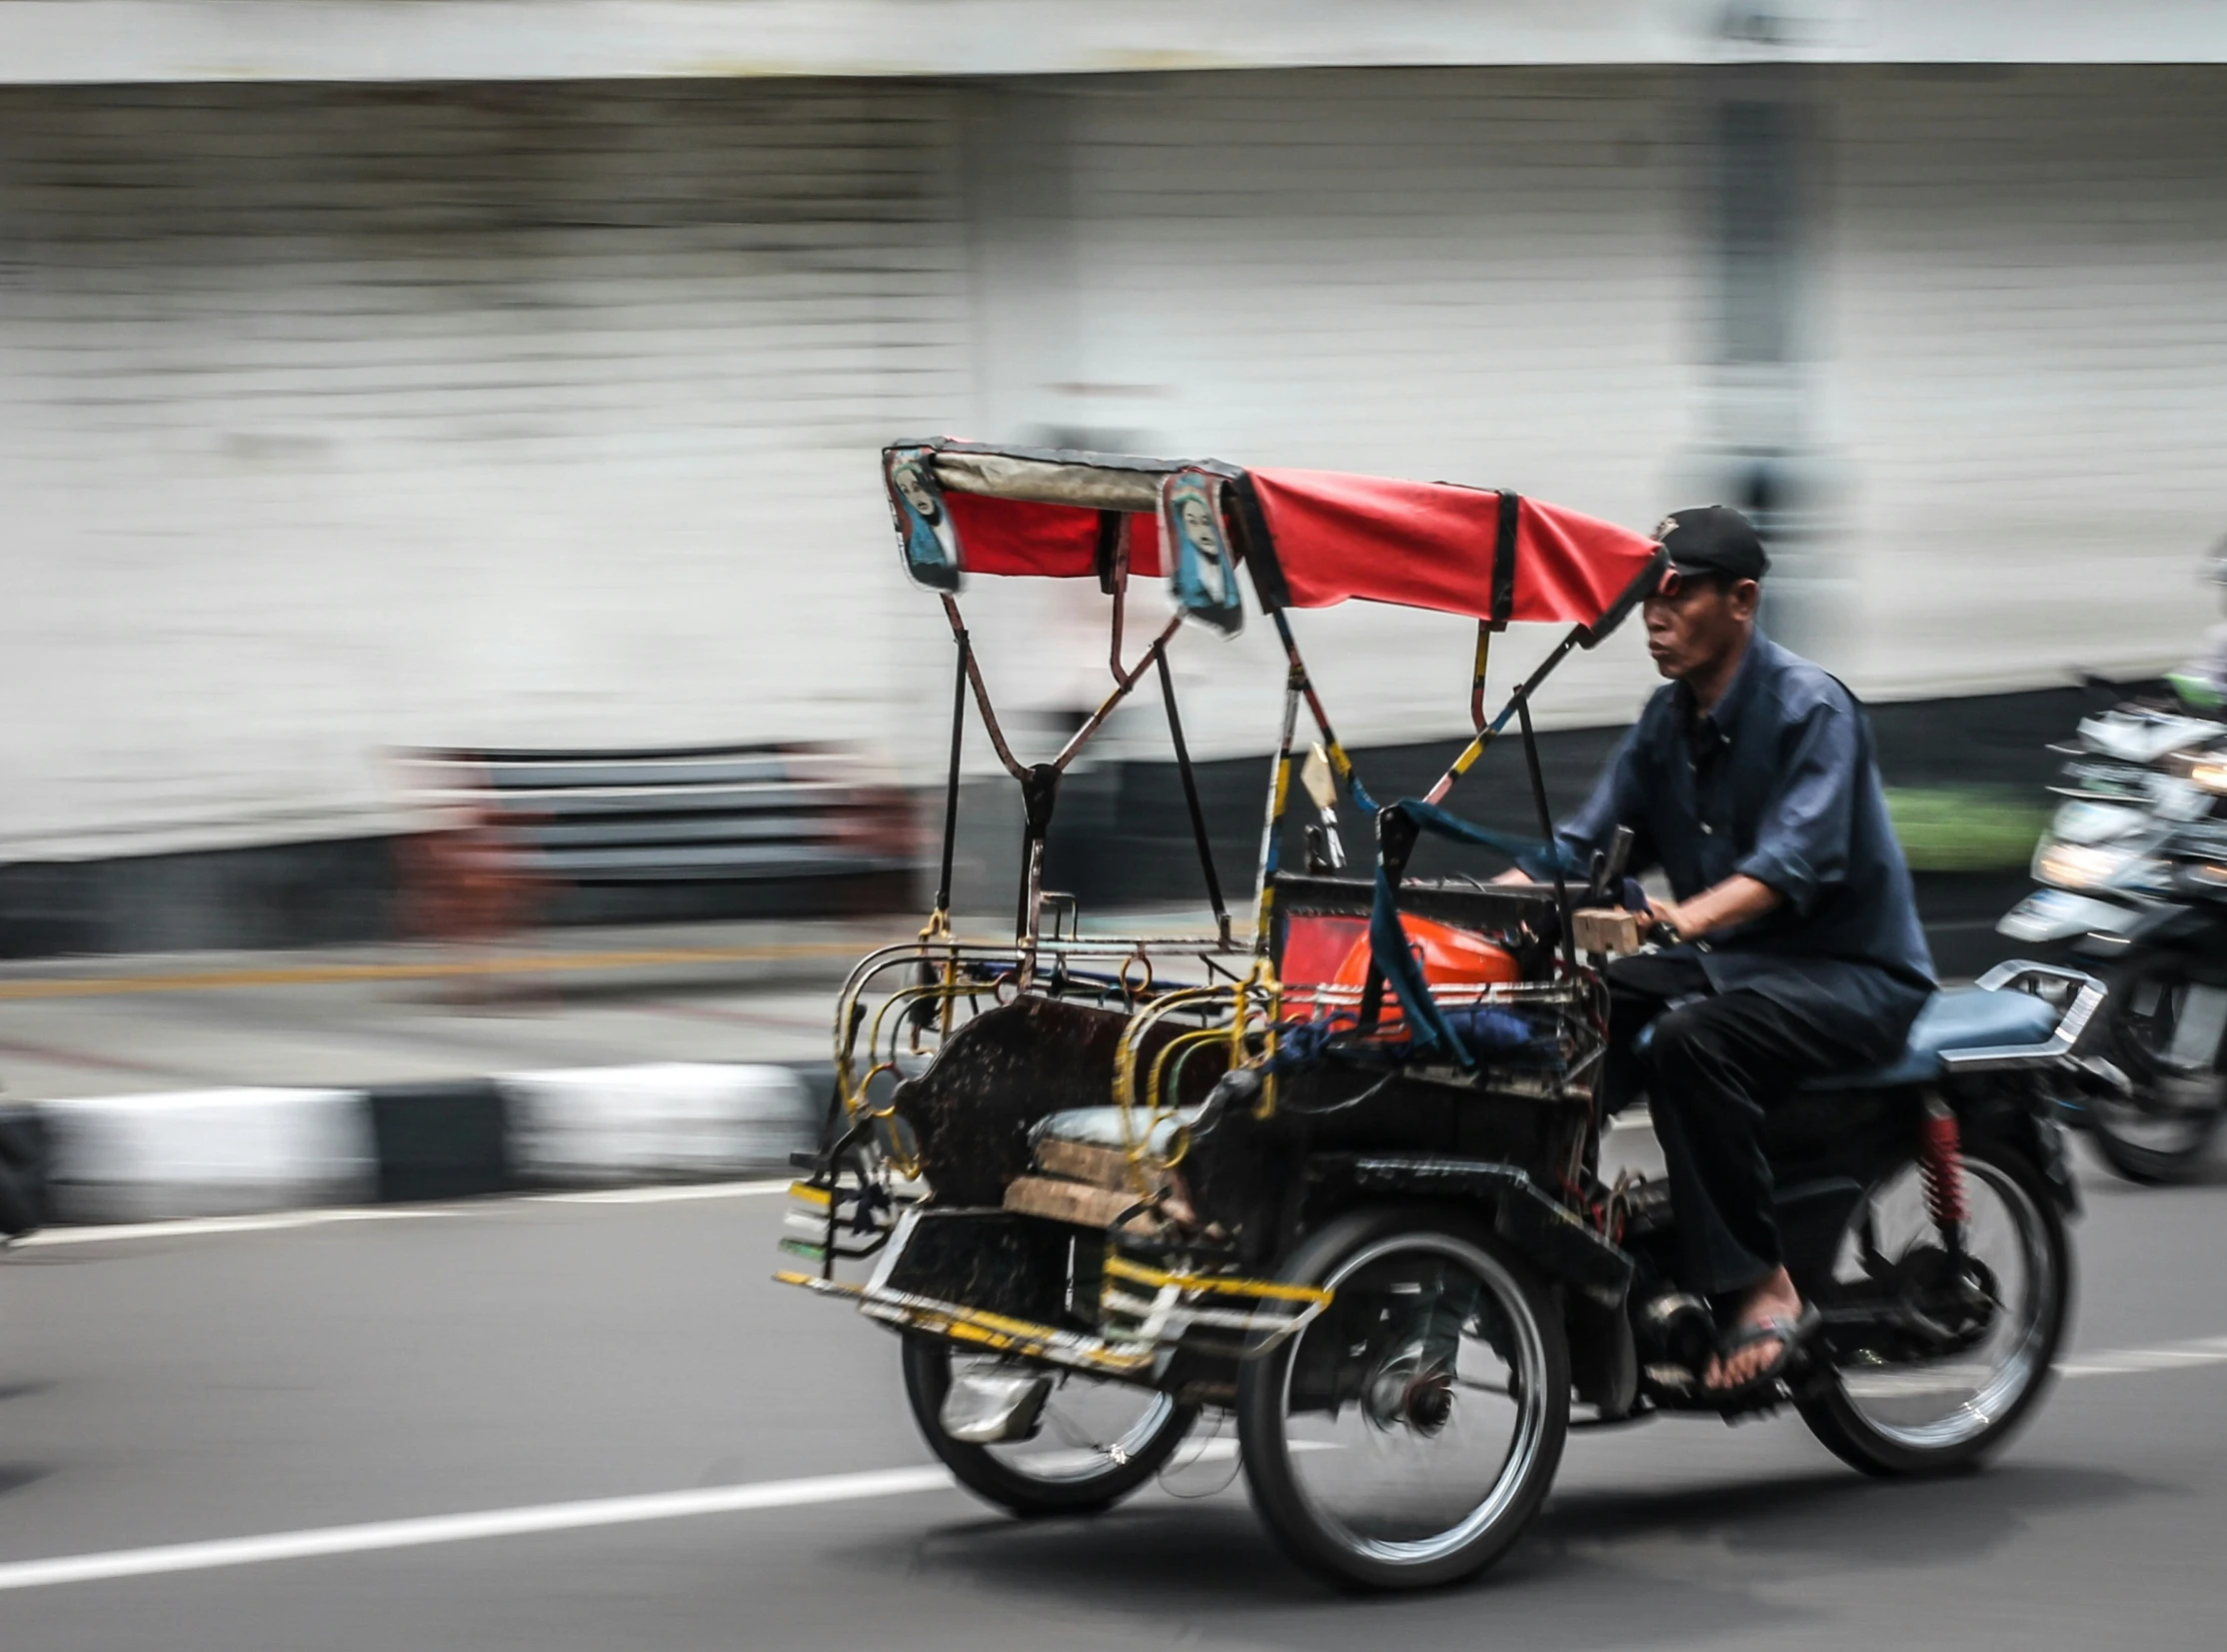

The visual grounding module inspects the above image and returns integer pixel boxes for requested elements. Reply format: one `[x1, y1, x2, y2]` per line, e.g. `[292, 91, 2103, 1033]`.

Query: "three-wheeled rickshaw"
[778, 441, 2096, 1589]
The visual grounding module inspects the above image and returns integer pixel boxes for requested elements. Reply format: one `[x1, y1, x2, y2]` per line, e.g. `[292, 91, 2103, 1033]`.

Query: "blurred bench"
[397, 743, 917, 929]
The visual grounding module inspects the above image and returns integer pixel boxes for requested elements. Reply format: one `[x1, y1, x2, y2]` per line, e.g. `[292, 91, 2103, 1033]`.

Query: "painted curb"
[28, 1063, 820, 1226]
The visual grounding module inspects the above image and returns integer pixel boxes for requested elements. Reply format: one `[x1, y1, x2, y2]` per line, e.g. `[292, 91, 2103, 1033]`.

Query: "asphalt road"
[4, 1147, 2226, 1652]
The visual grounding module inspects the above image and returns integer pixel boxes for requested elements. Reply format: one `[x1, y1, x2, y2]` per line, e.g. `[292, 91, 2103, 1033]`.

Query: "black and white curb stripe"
[7, 1064, 826, 1226]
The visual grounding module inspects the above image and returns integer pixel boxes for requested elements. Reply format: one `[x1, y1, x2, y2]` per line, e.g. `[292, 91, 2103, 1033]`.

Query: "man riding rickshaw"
[779, 440, 2092, 1589]
[1504, 504, 1936, 1395]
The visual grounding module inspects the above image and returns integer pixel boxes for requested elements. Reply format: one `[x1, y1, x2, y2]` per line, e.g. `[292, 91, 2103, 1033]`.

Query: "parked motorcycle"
[1999, 701, 2227, 1181]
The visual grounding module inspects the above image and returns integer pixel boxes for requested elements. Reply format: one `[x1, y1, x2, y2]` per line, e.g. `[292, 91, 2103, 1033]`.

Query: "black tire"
[1236, 1206, 1569, 1591]
[900, 1333, 1196, 1518]
[1797, 1139, 2071, 1478]
[2090, 1110, 2221, 1184]
[2086, 954, 2227, 1184]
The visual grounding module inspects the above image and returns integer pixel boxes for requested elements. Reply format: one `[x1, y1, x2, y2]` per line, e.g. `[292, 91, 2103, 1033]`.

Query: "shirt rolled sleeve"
[1734, 698, 1857, 915]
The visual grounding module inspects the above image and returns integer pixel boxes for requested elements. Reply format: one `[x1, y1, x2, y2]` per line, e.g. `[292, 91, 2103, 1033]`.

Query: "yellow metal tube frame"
[1111, 960, 1283, 1193]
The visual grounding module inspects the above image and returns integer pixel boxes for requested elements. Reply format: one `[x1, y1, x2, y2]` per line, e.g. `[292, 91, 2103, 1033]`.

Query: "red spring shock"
[1918, 1094, 1969, 1234]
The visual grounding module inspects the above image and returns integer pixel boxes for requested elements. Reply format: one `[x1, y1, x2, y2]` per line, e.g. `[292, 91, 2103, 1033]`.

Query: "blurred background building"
[2, 2, 2224, 952]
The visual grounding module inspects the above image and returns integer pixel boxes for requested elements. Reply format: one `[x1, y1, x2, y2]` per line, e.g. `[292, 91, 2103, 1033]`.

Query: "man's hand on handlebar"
[1495, 864, 1781, 946]
[1640, 875, 1779, 945]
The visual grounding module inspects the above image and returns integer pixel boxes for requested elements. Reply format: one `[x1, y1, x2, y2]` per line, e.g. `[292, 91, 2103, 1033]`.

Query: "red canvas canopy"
[1245, 468, 1660, 629]
[887, 439, 1663, 634]
[945, 495, 1166, 579]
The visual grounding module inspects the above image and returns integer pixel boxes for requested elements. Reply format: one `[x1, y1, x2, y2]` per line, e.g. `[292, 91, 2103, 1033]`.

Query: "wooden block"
[1003, 1174, 1146, 1229]
[1034, 1135, 1165, 1193]
[1572, 908, 1643, 956]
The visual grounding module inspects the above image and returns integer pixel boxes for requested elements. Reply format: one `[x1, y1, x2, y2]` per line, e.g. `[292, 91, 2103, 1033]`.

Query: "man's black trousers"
[1601, 954, 1882, 1299]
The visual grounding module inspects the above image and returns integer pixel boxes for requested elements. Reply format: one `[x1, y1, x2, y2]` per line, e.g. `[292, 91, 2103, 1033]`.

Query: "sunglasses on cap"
[1651, 567, 1756, 600]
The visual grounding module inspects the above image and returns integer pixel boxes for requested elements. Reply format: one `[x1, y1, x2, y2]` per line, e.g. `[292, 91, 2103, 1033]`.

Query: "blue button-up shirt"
[1553, 634, 1935, 1049]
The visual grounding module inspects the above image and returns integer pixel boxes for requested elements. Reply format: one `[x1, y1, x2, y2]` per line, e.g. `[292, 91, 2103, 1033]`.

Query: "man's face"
[1643, 575, 1759, 680]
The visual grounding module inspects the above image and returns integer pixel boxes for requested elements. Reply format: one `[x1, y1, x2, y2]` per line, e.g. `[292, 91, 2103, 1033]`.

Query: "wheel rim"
[2098, 968, 2227, 1160]
[1829, 1156, 2056, 1449]
[946, 1354, 1177, 1484]
[1273, 1233, 1550, 1567]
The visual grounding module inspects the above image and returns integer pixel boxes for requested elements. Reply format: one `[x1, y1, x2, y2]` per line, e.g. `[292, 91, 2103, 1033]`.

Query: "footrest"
[1097, 1254, 1331, 1355]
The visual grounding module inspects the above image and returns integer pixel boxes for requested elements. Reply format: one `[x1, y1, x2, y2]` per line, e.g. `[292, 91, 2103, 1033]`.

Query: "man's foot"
[1704, 1266, 1804, 1391]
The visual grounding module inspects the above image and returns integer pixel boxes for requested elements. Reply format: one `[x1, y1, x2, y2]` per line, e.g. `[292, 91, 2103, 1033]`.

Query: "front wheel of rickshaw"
[901, 1334, 1197, 1518]
[1236, 1207, 1569, 1592]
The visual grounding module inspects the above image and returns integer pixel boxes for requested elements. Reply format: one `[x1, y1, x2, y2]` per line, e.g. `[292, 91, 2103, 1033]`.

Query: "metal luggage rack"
[1940, 961, 2108, 1071]
[830, 927, 1253, 1102]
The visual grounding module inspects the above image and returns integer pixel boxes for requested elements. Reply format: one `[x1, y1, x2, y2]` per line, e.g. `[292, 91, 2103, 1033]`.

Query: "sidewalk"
[0, 906, 1229, 1102]
[0, 917, 907, 1223]
[0, 916, 916, 1102]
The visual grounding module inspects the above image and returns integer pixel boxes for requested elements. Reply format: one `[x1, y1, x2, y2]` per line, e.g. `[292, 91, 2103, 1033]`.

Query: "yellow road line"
[0, 941, 870, 1001]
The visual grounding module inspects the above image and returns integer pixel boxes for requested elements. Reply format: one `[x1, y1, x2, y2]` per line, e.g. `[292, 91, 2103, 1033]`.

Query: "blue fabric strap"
[1363, 799, 1580, 1067]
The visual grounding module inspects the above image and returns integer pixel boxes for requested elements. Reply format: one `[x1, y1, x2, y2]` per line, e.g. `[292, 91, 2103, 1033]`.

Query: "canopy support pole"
[1155, 650, 1230, 947]
[1421, 623, 1587, 809]
[1251, 671, 1303, 957]
[1515, 696, 1578, 977]
[1469, 622, 1496, 733]
[1051, 613, 1182, 773]
[930, 626, 969, 926]
[1105, 514, 1132, 682]
[940, 595, 1180, 979]
[1421, 549, 1668, 811]
[941, 597, 1027, 781]
[1016, 763, 1060, 986]
[1267, 610, 1376, 814]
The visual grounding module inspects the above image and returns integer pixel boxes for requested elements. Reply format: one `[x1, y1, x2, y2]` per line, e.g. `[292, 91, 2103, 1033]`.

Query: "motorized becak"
[780, 440, 2095, 1590]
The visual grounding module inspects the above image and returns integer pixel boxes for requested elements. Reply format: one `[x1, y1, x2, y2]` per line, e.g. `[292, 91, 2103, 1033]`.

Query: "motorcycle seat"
[1631, 983, 2060, 1090]
[1805, 985, 2061, 1090]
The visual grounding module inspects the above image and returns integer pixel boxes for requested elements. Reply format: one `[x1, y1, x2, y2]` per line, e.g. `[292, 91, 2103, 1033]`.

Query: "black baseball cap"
[1652, 505, 1769, 583]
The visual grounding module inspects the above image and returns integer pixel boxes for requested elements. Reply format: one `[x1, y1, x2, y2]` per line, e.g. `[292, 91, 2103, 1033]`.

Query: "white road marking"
[8, 1180, 799, 1247]
[0, 1466, 957, 1593]
[14, 1206, 436, 1248]
[2059, 1333, 2227, 1378]
[0, 1331, 2223, 1595]
[533, 1178, 794, 1205]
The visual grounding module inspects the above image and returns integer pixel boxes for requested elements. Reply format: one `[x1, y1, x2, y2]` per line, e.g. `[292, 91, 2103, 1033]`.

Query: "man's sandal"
[1705, 1302, 1821, 1404]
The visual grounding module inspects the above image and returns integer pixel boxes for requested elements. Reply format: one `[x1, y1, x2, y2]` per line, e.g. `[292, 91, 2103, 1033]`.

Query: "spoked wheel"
[2088, 957, 2227, 1183]
[1797, 1139, 2070, 1477]
[900, 1334, 1196, 1517]
[1236, 1208, 1568, 1591]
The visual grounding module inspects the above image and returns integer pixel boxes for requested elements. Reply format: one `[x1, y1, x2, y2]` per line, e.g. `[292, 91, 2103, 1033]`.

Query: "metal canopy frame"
[888, 440, 1667, 990]
[925, 590, 1234, 989]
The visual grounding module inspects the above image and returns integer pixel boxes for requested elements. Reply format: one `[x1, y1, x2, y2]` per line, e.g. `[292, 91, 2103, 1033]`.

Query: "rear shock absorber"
[1918, 1091, 1969, 1255]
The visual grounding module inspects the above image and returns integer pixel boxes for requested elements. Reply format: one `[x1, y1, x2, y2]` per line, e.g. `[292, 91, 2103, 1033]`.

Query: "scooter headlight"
[2034, 840, 2134, 891]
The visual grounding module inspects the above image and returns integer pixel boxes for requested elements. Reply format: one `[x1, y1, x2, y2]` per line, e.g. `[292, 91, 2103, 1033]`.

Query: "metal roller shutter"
[1054, 68, 1702, 756]
[1827, 65, 2227, 697]
[0, 81, 968, 860]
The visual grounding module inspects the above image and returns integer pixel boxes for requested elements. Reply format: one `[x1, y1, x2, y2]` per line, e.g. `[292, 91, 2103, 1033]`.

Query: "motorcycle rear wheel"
[900, 1333, 1196, 1518]
[1797, 1138, 2069, 1477]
